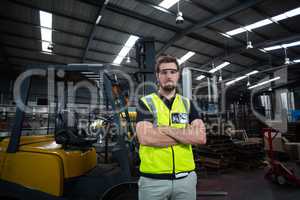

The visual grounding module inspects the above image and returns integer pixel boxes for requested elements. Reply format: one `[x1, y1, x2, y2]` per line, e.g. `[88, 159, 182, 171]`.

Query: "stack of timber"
[233, 138, 264, 169]
[194, 134, 236, 171]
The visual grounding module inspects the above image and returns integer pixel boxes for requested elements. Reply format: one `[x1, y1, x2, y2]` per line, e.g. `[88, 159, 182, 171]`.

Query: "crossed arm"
[136, 119, 206, 147]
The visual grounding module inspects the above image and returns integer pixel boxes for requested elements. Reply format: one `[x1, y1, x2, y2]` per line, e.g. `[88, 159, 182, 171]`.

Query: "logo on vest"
[171, 113, 188, 124]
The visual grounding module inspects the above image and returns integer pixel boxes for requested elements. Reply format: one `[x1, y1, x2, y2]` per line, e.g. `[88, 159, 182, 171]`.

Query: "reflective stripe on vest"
[139, 93, 195, 174]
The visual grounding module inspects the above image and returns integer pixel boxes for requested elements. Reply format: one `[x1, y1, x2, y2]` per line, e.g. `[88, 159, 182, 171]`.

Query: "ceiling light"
[220, 32, 232, 38]
[259, 48, 267, 53]
[175, 1, 184, 24]
[39, 11, 52, 53]
[209, 61, 230, 73]
[218, 70, 223, 82]
[284, 57, 291, 65]
[226, 27, 246, 36]
[218, 75, 222, 82]
[263, 45, 282, 51]
[285, 7, 300, 17]
[159, 0, 179, 9]
[176, 11, 184, 24]
[113, 35, 139, 65]
[247, 80, 251, 87]
[81, 72, 95, 74]
[263, 40, 300, 52]
[225, 70, 259, 86]
[178, 51, 195, 65]
[246, 76, 251, 87]
[246, 41, 253, 49]
[293, 59, 300, 63]
[282, 41, 300, 48]
[244, 19, 273, 31]
[226, 76, 247, 86]
[284, 48, 291, 65]
[246, 70, 259, 76]
[246, 39, 253, 49]
[126, 55, 131, 63]
[272, 7, 300, 22]
[196, 62, 230, 80]
[196, 75, 205, 80]
[271, 13, 287, 22]
[95, 15, 102, 24]
[41, 42, 51, 53]
[248, 77, 280, 90]
[246, 31, 253, 49]
[226, 7, 300, 36]
[284, 58, 291, 65]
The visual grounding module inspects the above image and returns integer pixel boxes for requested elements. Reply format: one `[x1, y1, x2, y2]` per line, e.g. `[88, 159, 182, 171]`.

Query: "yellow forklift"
[0, 64, 138, 200]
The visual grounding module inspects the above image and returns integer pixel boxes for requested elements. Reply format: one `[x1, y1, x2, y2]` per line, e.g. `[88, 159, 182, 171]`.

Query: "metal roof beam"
[0, 31, 137, 63]
[82, 0, 106, 62]
[0, 15, 211, 59]
[103, 3, 267, 64]
[105, 4, 178, 32]
[201, 34, 300, 68]
[156, 0, 263, 55]
[135, 0, 284, 64]
[4, 0, 214, 59]
[7, 0, 94, 25]
[2, 42, 138, 70]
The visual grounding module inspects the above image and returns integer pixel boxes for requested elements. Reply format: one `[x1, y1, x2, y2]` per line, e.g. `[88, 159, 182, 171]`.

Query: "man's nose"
[166, 72, 173, 78]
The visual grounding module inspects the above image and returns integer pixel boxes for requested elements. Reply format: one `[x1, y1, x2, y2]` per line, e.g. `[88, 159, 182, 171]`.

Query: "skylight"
[159, 0, 179, 9]
[271, 7, 300, 22]
[95, 15, 102, 24]
[224, 7, 300, 36]
[248, 77, 280, 89]
[39, 11, 52, 53]
[293, 59, 300, 63]
[263, 40, 300, 51]
[209, 61, 230, 73]
[225, 70, 259, 86]
[112, 35, 139, 65]
[196, 62, 230, 80]
[178, 51, 195, 65]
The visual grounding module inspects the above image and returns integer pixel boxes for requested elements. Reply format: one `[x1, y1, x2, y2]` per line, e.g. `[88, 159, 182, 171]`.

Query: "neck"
[158, 88, 176, 100]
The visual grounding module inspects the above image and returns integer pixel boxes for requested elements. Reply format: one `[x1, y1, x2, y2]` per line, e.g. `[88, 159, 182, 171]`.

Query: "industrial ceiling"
[0, 0, 300, 86]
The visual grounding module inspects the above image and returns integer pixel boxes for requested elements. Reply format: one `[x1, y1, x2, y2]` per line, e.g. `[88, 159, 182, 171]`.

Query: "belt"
[140, 171, 193, 180]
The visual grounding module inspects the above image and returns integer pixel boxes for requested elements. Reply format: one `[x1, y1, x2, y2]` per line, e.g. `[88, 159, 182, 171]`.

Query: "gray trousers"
[138, 171, 197, 200]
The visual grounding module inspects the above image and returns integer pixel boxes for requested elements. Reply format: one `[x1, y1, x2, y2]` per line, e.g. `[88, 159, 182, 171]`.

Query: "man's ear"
[156, 72, 159, 81]
[155, 73, 160, 86]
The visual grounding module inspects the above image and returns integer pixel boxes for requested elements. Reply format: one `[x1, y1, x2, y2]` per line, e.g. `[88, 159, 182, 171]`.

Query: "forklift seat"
[55, 128, 97, 148]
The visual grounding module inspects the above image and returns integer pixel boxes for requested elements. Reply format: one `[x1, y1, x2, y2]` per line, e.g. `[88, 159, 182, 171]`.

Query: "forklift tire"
[111, 191, 137, 200]
[101, 183, 138, 200]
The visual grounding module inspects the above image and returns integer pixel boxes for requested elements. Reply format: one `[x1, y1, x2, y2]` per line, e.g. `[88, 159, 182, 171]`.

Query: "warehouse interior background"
[1, 0, 300, 199]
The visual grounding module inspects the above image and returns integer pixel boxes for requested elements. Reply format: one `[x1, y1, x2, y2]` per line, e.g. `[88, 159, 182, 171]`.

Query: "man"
[136, 55, 206, 200]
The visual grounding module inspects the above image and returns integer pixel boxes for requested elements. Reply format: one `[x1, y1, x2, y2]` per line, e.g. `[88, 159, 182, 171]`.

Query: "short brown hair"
[155, 55, 179, 73]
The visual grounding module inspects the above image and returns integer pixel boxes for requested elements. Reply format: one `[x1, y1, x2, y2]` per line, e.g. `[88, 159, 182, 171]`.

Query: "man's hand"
[136, 119, 206, 147]
[163, 119, 206, 145]
[136, 121, 177, 147]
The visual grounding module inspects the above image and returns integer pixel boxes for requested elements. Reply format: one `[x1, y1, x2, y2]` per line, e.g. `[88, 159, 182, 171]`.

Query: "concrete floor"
[196, 167, 300, 200]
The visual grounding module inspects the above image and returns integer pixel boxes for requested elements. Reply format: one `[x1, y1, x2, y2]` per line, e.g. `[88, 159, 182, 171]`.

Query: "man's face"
[157, 62, 179, 92]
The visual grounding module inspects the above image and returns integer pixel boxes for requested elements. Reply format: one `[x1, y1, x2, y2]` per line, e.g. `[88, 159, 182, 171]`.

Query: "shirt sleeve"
[136, 98, 154, 123]
[189, 100, 200, 123]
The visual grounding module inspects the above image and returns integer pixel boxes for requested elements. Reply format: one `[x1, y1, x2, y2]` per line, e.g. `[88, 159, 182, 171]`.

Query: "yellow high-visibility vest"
[139, 93, 195, 174]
